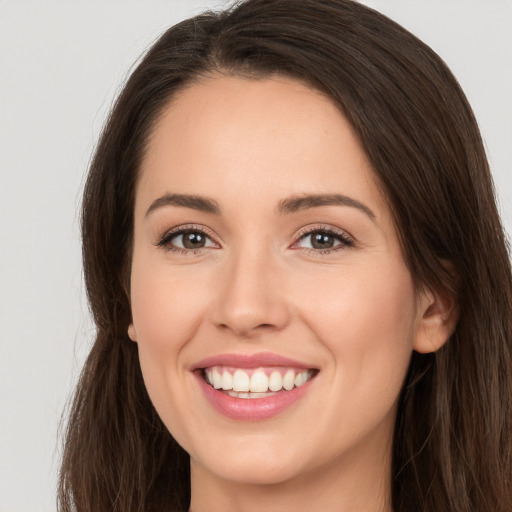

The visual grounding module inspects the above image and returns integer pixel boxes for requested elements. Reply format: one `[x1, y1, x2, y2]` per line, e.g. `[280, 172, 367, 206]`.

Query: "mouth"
[192, 353, 319, 420]
[201, 366, 317, 399]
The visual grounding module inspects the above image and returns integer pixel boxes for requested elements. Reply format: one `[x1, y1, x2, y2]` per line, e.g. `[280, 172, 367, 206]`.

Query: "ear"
[128, 323, 138, 342]
[413, 284, 459, 354]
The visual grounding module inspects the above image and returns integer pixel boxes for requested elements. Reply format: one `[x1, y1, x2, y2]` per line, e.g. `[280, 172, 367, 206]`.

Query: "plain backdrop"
[0, 1, 511, 510]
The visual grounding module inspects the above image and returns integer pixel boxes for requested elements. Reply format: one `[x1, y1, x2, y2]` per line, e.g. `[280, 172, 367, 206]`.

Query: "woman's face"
[128, 75, 437, 488]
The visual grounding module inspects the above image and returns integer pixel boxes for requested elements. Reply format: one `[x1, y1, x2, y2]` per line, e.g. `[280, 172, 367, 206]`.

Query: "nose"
[211, 247, 291, 339]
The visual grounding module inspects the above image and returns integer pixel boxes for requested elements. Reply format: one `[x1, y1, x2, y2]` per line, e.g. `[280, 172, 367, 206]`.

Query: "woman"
[58, 0, 512, 510]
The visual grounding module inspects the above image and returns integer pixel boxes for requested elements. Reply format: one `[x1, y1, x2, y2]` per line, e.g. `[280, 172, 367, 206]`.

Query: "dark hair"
[59, 1, 512, 510]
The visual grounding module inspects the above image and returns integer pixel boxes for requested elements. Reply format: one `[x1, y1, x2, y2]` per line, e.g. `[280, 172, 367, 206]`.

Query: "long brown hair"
[58, 1, 512, 510]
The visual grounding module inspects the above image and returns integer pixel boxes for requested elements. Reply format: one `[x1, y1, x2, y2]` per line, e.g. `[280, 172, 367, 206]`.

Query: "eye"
[157, 226, 218, 253]
[293, 227, 354, 253]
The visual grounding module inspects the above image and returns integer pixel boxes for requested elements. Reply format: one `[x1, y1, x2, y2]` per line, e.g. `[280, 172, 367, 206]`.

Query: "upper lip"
[191, 352, 317, 370]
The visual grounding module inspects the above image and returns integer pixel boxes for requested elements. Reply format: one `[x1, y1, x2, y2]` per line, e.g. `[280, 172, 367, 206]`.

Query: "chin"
[187, 431, 313, 486]
[198, 454, 305, 486]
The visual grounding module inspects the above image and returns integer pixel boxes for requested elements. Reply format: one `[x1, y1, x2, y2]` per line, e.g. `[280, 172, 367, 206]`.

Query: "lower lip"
[194, 371, 315, 421]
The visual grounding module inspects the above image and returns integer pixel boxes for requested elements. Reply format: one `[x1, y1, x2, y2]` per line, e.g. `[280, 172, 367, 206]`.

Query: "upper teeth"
[204, 367, 314, 393]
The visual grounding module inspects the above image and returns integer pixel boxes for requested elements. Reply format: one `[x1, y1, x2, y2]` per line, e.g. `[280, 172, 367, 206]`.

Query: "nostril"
[216, 322, 269, 338]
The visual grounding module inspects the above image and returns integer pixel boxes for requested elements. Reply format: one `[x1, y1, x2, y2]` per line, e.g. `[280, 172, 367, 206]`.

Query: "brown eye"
[180, 231, 207, 249]
[310, 231, 337, 249]
[295, 228, 354, 252]
[158, 228, 217, 252]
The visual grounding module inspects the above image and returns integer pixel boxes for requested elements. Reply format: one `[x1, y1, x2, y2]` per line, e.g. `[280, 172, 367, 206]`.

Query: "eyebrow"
[276, 194, 376, 221]
[145, 192, 376, 221]
[146, 193, 221, 216]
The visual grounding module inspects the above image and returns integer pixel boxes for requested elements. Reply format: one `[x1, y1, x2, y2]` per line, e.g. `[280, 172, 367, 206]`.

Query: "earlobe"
[128, 323, 138, 342]
[413, 286, 459, 354]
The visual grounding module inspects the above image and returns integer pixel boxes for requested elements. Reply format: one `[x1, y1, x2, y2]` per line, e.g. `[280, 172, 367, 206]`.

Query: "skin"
[128, 75, 456, 512]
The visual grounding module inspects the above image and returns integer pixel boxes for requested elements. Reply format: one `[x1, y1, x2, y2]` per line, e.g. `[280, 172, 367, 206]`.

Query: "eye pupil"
[183, 231, 205, 249]
[311, 231, 335, 249]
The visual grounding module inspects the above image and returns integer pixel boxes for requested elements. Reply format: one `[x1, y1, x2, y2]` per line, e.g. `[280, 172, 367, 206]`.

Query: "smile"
[192, 353, 318, 420]
[203, 366, 316, 398]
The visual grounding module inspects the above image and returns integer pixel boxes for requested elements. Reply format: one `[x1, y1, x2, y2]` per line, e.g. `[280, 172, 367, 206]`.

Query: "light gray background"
[1, 1, 510, 510]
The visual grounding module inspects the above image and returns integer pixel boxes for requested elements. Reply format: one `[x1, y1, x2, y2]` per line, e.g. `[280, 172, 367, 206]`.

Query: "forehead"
[137, 75, 386, 220]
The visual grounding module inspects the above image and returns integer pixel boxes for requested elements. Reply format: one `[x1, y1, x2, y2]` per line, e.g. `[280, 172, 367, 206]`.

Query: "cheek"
[130, 259, 210, 354]
[320, 279, 416, 353]
[284, 262, 418, 460]
[297, 260, 417, 406]
[299, 258, 417, 343]
[128, 258, 210, 418]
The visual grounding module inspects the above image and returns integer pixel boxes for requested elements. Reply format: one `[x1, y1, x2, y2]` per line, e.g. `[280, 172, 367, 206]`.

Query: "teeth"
[212, 368, 222, 389]
[221, 371, 233, 391]
[204, 367, 314, 395]
[249, 370, 268, 392]
[268, 371, 283, 392]
[283, 370, 295, 391]
[227, 391, 277, 399]
[233, 369, 250, 392]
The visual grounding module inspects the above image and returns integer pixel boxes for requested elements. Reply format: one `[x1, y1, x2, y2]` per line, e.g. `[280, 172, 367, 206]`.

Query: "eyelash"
[293, 226, 355, 255]
[156, 224, 355, 256]
[156, 224, 217, 255]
